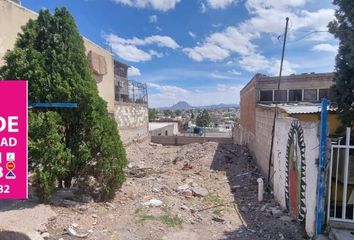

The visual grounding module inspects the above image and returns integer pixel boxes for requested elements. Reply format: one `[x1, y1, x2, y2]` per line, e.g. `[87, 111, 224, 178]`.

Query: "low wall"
[114, 102, 148, 144]
[273, 117, 319, 237]
[151, 136, 233, 145]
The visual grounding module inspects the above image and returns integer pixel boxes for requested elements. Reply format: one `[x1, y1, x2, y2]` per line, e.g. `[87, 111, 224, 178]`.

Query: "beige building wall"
[0, 0, 115, 113]
[0, 0, 37, 66]
[84, 39, 115, 113]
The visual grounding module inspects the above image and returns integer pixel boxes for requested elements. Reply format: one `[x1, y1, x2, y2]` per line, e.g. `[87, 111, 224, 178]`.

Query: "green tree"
[148, 108, 157, 122]
[328, 0, 354, 131]
[0, 8, 127, 201]
[174, 110, 182, 116]
[196, 109, 210, 127]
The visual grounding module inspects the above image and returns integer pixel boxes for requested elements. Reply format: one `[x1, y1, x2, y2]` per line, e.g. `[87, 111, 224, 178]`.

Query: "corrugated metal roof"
[277, 104, 336, 114]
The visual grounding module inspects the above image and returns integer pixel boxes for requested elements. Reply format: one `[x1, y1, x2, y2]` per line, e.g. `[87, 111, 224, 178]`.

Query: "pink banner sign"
[0, 80, 27, 199]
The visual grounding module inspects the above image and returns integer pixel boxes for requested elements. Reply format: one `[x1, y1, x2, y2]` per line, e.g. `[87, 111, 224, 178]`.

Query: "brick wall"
[114, 102, 148, 144]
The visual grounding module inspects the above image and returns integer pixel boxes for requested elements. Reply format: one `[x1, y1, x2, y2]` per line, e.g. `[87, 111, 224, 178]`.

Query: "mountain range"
[158, 101, 239, 111]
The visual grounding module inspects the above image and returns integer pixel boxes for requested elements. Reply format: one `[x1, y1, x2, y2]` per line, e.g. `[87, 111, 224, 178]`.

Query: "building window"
[304, 89, 317, 101]
[289, 89, 302, 102]
[274, 90, 287, 102]
[260, 90, 273, 101]
[319, 89, 330, 100]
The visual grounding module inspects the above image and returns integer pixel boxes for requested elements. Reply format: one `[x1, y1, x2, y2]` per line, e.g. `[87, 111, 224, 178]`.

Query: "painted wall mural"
[285, 121, 307, 222]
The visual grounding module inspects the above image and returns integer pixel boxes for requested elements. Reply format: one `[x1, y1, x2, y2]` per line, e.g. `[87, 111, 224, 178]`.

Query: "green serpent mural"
[285, 121, 307, 222]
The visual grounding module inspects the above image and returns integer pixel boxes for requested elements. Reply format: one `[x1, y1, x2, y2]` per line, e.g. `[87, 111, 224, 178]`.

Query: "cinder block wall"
[240, 76, 257, 134]
[254, 106, 275, 176]
[114, 102, 149, 144]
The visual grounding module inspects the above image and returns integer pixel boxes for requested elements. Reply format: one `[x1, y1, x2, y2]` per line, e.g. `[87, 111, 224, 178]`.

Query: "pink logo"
[0, 81, 27, 199]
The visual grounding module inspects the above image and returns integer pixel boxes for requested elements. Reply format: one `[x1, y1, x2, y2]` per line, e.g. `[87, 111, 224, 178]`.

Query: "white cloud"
[184, 0, 335, 75]
[148, 82, 243, 107]
[239, 54, 298, 76]
[228, 69, 242, 75]
[149, 15, 158, 23]
[103, 33, 179, 62]
[312, 43, 338, 53]
[128, 66, 141, 77]
[205, 0, 237, 9]
[113, 0, 181, 11]
[210, 73, 235, 80]
[189, 31, 197, 39]
[183, 43, 229, 62]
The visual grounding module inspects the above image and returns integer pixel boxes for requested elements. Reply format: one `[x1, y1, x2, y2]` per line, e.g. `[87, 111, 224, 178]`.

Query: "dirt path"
[46, 141, 307, 240]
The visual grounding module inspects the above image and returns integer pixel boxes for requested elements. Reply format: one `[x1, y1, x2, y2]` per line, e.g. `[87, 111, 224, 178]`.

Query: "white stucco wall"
[273, 117, 319, 237]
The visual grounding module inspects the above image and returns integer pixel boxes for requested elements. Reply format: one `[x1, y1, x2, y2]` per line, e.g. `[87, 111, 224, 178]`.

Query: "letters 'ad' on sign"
[0, 81, 27, 199]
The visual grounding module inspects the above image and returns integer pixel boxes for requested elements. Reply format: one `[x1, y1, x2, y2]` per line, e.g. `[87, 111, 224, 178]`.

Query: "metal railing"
[115, 79, 148, 104]
[327, 127, 354, 224]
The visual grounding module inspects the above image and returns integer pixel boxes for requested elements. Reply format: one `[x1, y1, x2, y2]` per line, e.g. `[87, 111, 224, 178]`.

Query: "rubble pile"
[45, 141, 306, 240]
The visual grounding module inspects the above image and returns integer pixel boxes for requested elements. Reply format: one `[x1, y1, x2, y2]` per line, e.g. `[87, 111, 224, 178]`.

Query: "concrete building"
[234, 72, 344, 237]
[0, 0, 149, 144]
[149, 122, 179, 136]
[236, 72, 334, 176]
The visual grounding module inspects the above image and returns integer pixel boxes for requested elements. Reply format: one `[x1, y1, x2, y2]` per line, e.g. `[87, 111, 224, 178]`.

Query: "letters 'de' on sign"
[0, 81, 27, 199]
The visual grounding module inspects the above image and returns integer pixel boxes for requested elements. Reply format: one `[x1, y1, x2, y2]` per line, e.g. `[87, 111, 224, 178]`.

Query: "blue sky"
[22, 0, 337, 108]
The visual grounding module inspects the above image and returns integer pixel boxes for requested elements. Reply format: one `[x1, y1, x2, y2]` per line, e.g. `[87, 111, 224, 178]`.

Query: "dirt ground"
[45, 141, 308, 240]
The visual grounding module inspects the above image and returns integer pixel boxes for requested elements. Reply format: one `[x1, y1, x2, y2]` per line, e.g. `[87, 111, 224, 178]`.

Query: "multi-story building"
[0, 0, 149, 144]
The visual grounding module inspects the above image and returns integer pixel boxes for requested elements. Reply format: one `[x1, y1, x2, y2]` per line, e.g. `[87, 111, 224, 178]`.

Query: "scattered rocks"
[240, 206, 249, 213]
[71, 223, 79, 228]
[143, 199, 163, 207]
[212, 216, 225, 223]
[279, 216, 293, 222]
[191, 186, 208, 197]
[180, 205, 190, 211]
[270, 207, 283, 217]
[180, 189, 193, 197]
[105, 202, 115, 209]
[40, 232, 50, 239]
[65, 226, 90, 238]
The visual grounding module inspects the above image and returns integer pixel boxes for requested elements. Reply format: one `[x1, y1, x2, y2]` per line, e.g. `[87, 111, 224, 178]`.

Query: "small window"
[260, 90, 273, 101]
[319, 89, 329, 100]
[274, 90, 287, 102]
[304, 89, 317, 101]
[289, 89, 302, 102]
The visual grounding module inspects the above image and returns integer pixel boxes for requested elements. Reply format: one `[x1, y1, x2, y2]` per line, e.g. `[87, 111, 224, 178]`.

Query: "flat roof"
[149, 122, 177, 131]
[275, 104, 337, 114]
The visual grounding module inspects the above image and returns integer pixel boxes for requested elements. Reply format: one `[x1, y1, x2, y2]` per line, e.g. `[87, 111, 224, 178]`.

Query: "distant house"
[149, 122, 179, 136]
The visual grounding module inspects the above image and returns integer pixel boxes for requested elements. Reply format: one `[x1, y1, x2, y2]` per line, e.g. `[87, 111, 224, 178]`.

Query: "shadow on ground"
[210, 143, 307, 240]
[0, 231, 31, 240]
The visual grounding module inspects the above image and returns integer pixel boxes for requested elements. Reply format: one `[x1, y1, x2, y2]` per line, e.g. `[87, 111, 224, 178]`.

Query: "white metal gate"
[327, 128, 354, 224]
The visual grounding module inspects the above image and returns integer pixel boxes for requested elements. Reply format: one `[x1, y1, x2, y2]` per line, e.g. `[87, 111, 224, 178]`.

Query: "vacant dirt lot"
[45, 141, 307, 240]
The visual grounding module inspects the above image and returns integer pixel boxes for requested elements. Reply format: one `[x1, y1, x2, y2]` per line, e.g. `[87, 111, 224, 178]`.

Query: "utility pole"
[267, 17, 289, 187]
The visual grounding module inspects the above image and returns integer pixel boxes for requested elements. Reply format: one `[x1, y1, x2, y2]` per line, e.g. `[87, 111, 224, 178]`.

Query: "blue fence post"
[316, 98, 328, 235]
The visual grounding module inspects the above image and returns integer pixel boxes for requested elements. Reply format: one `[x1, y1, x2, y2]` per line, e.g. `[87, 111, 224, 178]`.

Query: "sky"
[22, 0, 338, 108]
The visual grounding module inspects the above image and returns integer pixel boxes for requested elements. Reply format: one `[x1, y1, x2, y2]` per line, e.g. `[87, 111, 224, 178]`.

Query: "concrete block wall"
[240, 77, 257, 134]
[151, 136, 233, 145]
[114, 102, 149, 144]
[254, 105, 275, 176]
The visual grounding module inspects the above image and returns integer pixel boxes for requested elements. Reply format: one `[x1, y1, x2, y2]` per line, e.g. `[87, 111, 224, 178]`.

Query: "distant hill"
[169, 101, 193, 110]
[158, 101, 239, 110]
